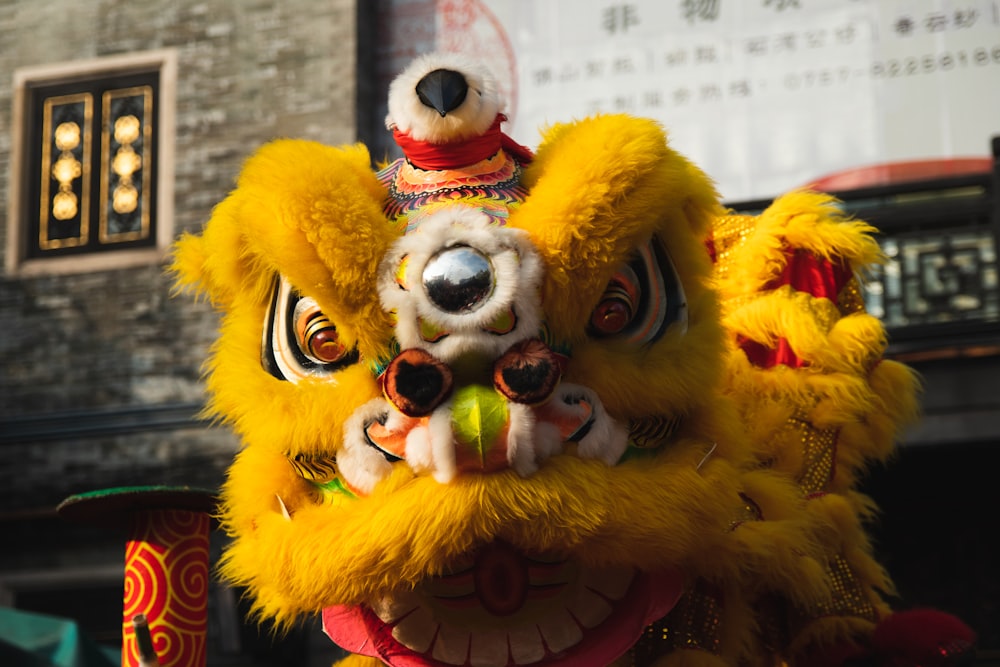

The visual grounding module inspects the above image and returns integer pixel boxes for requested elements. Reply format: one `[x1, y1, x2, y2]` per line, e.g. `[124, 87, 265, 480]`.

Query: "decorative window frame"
[6, 49, 176, 277]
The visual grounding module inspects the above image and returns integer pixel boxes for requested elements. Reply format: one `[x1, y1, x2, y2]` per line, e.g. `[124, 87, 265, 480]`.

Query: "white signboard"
[426, 0, 1000, 201]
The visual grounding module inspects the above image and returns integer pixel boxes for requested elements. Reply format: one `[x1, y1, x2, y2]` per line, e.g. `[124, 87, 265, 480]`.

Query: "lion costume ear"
[510, 114, 721, 340]
[172, 140, 398, 358]
[172, 193, 262, 309]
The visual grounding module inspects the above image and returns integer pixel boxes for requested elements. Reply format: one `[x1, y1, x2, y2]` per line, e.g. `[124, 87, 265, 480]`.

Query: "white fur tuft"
[386, 52, 503, 143]
[378, 208, 544, 363]
[339, 399, 396, 495]
[573, 387, 630, 466]
[506, 402, 539, 477]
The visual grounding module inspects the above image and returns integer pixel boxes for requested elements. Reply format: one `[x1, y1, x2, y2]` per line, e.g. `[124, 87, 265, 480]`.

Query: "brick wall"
[0, 4, 363, 661]
[0, 0, 360, 515]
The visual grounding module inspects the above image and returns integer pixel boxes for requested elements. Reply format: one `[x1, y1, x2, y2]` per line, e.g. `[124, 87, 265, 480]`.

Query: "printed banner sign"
[419, 0, 1000, 200]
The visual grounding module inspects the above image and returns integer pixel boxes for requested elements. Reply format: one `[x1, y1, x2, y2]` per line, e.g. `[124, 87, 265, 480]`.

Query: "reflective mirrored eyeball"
[422, 245, 495, 313]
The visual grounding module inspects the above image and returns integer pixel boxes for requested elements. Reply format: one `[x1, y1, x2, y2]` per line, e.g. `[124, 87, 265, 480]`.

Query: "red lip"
[323, 542, 683, 667]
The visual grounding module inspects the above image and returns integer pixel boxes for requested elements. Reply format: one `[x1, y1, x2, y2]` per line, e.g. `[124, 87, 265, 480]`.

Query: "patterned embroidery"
[378, 150, 528, 232]
[627, 414, 682, 449]
[288, 453, 338, 482]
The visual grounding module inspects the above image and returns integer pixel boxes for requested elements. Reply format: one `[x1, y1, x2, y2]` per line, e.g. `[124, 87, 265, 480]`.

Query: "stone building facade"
[0, 1, 369, 663]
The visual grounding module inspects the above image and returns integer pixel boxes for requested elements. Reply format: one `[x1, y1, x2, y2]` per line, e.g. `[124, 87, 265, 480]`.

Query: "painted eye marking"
[293, 297, 350, 364]
[589, 266, 640, 337]
[395, 255, 410, 290]
[262, 275, 359, 382]
[484, 307, 517, 336]
[587, 239, 688, 344]
[418, 317, 450, 343]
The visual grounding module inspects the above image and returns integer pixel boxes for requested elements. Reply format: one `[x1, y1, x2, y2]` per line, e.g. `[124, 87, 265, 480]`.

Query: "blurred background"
[1, 1, 997, 664]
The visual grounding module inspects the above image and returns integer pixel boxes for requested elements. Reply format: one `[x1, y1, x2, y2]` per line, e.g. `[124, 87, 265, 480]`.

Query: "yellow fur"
[335, 656, 384, 667]
[173, 115, 916, 665]
[712, 194, 919, 662]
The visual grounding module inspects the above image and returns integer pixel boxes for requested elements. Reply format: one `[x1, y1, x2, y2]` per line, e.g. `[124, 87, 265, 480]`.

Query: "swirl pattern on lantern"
[122, 510, 209, 667]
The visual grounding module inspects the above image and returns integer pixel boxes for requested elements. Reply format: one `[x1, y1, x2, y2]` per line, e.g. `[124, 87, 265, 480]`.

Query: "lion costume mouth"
[323, 540, 683, 666]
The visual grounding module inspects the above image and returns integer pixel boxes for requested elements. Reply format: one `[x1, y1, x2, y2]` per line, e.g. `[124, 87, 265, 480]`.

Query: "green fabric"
[0, 607, 116, 667]
[451, 384, 509, 463]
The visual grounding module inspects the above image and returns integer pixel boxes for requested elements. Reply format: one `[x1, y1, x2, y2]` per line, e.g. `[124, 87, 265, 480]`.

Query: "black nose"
[416, 68, 469, 117]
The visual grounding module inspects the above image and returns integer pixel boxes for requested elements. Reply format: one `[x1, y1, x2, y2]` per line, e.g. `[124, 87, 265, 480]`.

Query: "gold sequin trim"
[780, 416, 838, 495]
[628, 582, 725, 665]
[630, 619, 672, 666]
[837, 277, 867, 316]
[710, 214, 759, 284]
[800, 554, 877, 622]
[668, 581, 725, 654]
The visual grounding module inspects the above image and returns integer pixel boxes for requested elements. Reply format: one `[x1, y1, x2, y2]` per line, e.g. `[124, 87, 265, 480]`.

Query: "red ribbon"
[392, 114, 533, 170]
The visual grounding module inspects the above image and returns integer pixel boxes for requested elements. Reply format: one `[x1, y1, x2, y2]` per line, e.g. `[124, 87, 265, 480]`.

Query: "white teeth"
[469, 628, 511, 667]
[391, 604, 438, 654]
[532, 420, 564, 460]
[507, 624, 546, 665]
[428, 407, 457, 483]
[431, 622, 471, 665]
[404, 408, 458, 483]
[431, 626, 524, 667]
[581, 566, 633, 602]
[373, 591, 419, 624]
[568, 586, 614, 629]
[507, 402, 540, 477]
[375, 561, 630, 665]
[537, 608, 583, 654]
[404, 424, 434, 472]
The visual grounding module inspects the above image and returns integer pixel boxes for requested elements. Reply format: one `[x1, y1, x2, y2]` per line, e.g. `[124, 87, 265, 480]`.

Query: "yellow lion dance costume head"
[173, 54, 974, 666]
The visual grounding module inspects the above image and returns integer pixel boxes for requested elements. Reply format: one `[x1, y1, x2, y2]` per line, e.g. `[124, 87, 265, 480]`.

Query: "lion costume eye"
[589, 266, 640, 336]
[588, 239, 688, 344]
[294, 298, 350, 364]
[263, 275, 359, 382]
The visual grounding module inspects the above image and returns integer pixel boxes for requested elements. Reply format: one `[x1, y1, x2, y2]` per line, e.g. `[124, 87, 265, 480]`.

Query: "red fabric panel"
[392, 114, 533, 170]
[739, 335, 806, 369]
[741, 247, 851, 369]
[767, 248, 851, 301]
